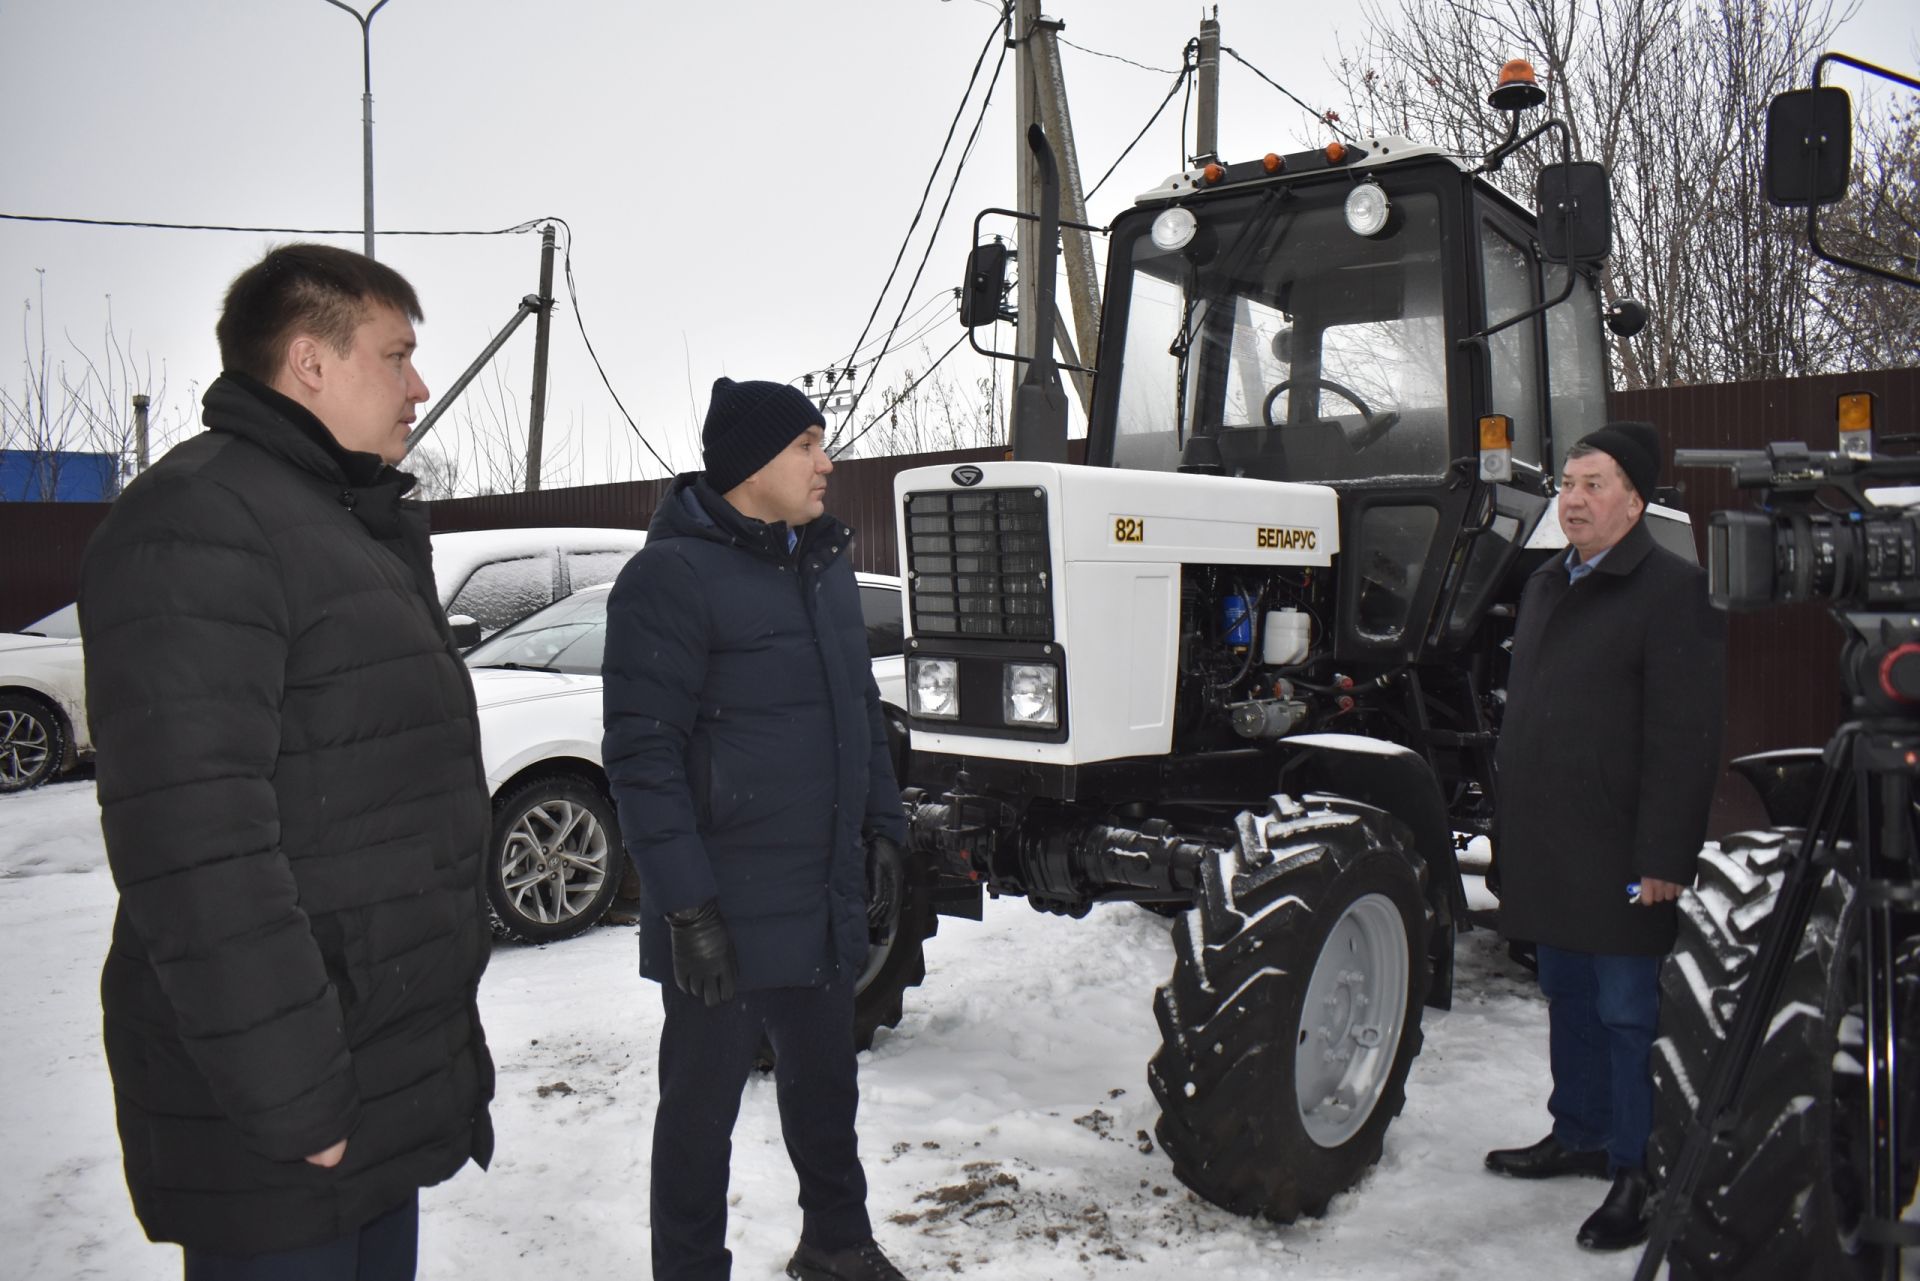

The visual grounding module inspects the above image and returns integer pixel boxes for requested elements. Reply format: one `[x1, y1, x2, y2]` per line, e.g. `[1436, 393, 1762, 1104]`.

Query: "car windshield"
[18, 603, 81, 638]
[464, 589, 607, 675]
[1103, 182, 1449, 485]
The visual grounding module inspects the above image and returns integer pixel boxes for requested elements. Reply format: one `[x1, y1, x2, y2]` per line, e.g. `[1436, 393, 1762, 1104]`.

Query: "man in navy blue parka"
[602, 377, 909, 1281]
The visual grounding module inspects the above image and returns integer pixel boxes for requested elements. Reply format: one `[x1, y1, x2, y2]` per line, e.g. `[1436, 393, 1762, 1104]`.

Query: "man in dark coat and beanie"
[78, 244, 495, 1279]
[602, 377, 910, 1281]
[1484, 421, 1725, 1251]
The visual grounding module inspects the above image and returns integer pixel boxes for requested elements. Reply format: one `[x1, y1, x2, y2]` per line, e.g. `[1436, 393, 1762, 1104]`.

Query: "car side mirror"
[1536, 162, 1612, 263]
[959, 240, 1012, 329]
[448, 614, 481, 649]
[1765, 86, 1852, 207]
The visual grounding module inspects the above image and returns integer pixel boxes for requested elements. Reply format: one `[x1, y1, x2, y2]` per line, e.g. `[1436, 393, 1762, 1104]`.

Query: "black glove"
[866, 835, 903, 936]
[666, 900, 737, 1006]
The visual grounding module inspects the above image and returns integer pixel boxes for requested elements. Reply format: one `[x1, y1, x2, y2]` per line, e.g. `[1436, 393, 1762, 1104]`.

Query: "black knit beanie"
[1576, 420, 1661, 501]
[701, 377, 827, 495]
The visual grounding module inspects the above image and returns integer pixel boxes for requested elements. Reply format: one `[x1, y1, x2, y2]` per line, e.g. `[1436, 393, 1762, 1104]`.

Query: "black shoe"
[1484, 1134, 1610, 1180]
[786, 1239, 907, 1281]
[1577, 1168, 1652, 1251]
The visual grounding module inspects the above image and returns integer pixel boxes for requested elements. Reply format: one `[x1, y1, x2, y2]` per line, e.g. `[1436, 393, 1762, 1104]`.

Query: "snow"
[1, 776, 1648, 1280]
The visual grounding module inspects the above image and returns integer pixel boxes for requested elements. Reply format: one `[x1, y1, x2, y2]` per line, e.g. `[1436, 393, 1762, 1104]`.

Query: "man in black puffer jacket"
[80, 244, 494, 1279]
[603, 378, 909, 1281]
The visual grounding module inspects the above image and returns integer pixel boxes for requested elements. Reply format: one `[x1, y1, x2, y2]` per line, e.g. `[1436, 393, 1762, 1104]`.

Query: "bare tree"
[1330, 0, 1850, 387]
[1, 275, 196, 499]
[1814, 97, 1920, 369]
[835, 346, 1003, 459]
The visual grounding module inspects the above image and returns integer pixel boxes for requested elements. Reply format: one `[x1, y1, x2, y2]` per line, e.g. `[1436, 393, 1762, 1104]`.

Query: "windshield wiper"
[1168, 188, 1292, 446]
[470, 660, 558, 672]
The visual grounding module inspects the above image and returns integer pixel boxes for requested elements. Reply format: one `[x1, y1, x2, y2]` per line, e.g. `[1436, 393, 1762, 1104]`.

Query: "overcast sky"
[3, 1, 1914, 487]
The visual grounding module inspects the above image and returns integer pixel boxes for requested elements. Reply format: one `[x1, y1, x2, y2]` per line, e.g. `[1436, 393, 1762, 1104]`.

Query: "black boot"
[786, 1239, 907, 1281]
[1576, 1168, 1652, 1251]
[1484, 1134, 1610, 1180]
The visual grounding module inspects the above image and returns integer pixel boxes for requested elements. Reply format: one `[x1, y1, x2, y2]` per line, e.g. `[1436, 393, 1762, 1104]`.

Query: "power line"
[827, 1, 1009, 448]
[1085, 49, 1194, 202]
[4, 206, 678, 477]
[548, 219, 675, 476]
[0, 211, 549, 238]
[830, 330, 971, 459]
[836, 40, 1007, 443]
[1220, 46, 1358, 143]
[1058, 36, 1180, 76]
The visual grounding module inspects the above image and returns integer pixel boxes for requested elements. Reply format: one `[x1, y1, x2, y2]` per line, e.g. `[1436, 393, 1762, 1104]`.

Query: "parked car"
[0, 603, 88, 792]
[433, 527, 649, 638]
[464, 575, 909, 945]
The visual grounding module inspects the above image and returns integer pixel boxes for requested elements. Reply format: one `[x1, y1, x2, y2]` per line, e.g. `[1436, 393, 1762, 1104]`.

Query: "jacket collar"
[203, 372, 408, 493]
[1534, 514, 1657, 585]
[649, 472, 848, 569]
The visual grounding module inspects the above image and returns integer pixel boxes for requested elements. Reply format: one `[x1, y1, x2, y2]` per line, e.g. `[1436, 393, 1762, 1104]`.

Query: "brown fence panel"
[0, 502, 112, 632]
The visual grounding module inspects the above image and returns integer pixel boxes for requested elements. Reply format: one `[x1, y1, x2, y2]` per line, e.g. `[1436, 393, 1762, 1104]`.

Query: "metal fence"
[4, 369, 1916, 805]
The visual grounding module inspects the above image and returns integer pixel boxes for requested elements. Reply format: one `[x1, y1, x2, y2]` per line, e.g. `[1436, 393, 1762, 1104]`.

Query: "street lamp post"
[321, 0, 392, 259]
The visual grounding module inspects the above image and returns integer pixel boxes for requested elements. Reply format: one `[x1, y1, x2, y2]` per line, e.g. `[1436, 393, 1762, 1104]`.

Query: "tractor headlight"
[1003, 662, 1059, 728]
[908, 657, 959, 720]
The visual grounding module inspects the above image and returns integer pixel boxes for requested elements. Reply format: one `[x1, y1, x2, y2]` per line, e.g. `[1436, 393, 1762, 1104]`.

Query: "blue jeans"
[1535, 944, 1662, 1175]
[182, 1192, 417, 1281]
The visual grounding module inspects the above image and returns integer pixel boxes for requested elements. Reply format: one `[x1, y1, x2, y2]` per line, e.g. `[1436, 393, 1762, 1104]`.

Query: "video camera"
[1676, 414, 1920, 611]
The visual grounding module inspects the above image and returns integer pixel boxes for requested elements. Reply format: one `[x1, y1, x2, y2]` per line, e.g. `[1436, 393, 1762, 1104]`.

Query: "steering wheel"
[1261, 376, 1374, 426]
[1260, 376, 1401, 449]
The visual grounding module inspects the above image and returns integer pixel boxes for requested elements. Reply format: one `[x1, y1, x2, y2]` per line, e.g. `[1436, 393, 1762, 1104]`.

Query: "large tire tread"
[1148, 794, 1432, 1223]
[1650, 828, 1920, 1281]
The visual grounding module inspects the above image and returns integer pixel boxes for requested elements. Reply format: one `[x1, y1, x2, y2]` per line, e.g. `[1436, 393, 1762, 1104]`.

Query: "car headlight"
[1003, 662, 1059, 728]
[908, 657, 959, 719]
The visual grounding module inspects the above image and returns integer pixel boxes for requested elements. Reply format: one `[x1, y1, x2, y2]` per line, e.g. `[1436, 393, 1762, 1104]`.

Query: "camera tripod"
[1636, 610, 1920, 1279]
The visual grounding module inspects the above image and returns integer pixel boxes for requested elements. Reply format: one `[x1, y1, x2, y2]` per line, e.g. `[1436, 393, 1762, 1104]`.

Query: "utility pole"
[322, 0, 392, 259]
[523, 224, 556, 492]
[1013, 0, 1042, 381]
[1028, 16, 1099, 417]
[131, 394, 150, 476]
[1194, 9, 1221, 165]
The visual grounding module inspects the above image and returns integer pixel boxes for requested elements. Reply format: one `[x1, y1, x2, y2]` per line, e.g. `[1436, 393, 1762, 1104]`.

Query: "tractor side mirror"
[1536, 162, 1612, 263]
[1765, 86, 1852, 207]
[959, 240, 1012, 329]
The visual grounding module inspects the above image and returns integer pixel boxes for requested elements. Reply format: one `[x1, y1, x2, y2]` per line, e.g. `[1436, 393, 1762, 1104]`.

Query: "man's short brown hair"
[216, 243, 423, 382]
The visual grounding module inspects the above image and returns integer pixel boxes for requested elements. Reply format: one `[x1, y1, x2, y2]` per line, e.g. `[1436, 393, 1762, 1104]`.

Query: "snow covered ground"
[2, 776, 1648, 1280]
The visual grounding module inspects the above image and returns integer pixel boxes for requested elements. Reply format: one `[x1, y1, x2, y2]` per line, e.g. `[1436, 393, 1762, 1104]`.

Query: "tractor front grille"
[904, 487, 1053, 640]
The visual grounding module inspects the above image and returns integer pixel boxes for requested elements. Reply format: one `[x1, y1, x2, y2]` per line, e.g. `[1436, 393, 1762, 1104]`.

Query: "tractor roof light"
[1345, 182, 1391, 237]
[1202, 162, 1226, 184]
[1262, 152, 1284, 174]
[1488, 57, 1546, 111]
[1324, 141, 1348, 165]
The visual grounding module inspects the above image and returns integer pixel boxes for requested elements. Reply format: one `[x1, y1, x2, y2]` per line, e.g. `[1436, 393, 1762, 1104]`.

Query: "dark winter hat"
[701, 377, 827, 495]
[1576, 420, 1662, 501]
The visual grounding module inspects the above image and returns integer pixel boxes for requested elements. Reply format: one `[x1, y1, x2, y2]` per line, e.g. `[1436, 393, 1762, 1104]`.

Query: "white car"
[0, 603, 88, 792]
[433, 526, 649, 638]
[463, 574, 909, 945]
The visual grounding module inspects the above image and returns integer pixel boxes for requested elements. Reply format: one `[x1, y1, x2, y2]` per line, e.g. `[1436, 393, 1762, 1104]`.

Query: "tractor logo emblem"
[951, 465, 984, 487]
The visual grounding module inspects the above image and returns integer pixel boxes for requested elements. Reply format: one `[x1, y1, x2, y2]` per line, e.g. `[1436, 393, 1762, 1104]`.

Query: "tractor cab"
[1083, 133, 1627, 660]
